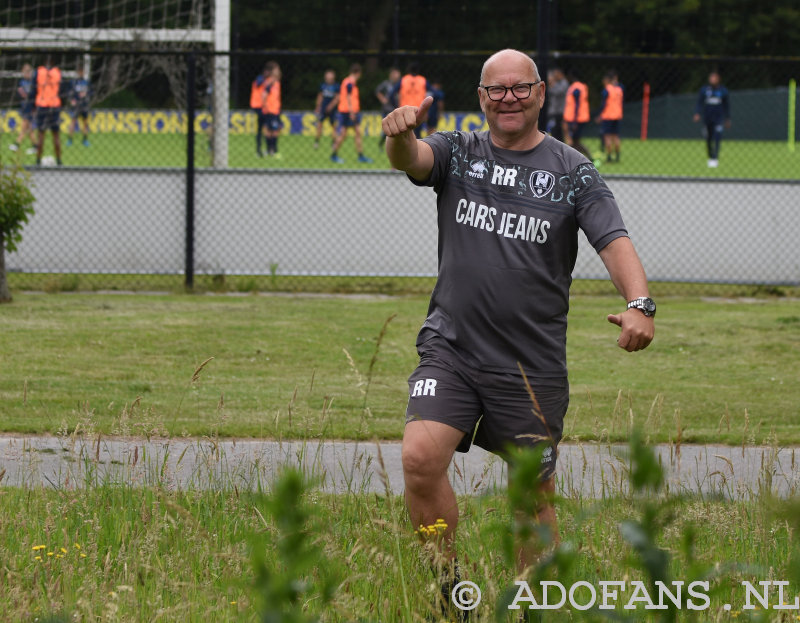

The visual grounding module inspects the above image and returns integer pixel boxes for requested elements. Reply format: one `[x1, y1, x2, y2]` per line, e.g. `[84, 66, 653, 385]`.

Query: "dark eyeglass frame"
[479, 80, 543, 101]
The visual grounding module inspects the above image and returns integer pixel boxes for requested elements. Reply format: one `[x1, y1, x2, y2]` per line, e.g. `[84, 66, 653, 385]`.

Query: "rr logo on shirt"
[491, 164, 518, 187]
[411, 378, 437, 397]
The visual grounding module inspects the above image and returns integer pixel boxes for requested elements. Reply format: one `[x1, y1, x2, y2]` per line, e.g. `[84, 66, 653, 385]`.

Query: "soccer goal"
[0, 0, 230, 167]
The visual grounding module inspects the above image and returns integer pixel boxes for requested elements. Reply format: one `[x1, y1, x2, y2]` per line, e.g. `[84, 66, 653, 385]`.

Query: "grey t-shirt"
[547, 78, 569, 116]
[376, 79, 398, 115]
[411, 131, 628, 377]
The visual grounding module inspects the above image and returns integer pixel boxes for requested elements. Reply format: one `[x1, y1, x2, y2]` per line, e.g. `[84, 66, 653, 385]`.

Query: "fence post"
[789, 78, 796, 153]
[640, 82, 650, 141]
[537, 0, 552, 132]
[185, 52, 196, 291]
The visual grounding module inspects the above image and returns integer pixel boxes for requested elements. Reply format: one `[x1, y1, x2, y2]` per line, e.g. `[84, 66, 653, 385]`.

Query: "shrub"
[0, 161, 35, 302]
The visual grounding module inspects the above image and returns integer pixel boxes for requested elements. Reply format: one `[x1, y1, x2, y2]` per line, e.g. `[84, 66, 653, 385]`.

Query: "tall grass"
[3, 442, 798, 622]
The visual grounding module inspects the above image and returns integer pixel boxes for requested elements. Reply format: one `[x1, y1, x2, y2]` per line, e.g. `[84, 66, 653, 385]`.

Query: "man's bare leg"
[35, 130, 45, 162]
[331, 127, 347, 155]
[402, 419, 464, 560]
[514, 476, 560, 575]
[403, 420, 467, 618]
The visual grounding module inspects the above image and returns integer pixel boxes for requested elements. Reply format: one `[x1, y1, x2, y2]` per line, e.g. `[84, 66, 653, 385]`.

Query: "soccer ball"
[41, 156, 56, 167]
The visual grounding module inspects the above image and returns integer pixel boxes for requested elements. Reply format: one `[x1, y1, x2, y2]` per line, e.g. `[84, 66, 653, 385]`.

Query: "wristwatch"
[627, 297, 656, 317]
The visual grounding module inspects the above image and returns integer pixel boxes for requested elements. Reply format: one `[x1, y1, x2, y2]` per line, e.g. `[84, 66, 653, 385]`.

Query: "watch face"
[629, 298, 656, 316]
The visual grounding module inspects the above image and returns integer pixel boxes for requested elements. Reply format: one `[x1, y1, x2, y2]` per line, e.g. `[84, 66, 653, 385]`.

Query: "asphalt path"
[2, 435, 798, 499]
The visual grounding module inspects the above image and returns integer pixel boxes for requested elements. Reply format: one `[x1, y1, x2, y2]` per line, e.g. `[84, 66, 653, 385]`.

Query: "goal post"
[0, 28, 213, 44]
[212, 0, 229, 168]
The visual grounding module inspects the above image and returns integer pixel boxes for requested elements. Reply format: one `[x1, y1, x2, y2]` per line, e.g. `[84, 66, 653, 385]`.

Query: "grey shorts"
[405, 337, 568, 478]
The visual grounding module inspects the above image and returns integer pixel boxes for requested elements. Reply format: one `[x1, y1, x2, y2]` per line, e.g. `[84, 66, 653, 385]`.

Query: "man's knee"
[401, 420, 463, 488]
[402, 436, 445, 486]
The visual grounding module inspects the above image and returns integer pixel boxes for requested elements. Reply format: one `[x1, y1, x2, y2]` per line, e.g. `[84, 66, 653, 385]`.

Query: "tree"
[229, 0, 800, 58]
[0, 162, 35, 303]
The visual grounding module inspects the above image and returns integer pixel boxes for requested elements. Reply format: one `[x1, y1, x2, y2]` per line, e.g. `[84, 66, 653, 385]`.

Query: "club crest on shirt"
[529, 170, 555, 198]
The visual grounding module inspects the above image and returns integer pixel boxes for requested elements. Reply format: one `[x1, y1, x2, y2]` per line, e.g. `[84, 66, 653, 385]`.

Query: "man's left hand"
[607, 309, 654, 352]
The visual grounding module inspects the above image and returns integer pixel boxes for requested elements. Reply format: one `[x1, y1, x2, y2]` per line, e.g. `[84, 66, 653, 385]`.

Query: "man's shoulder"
[525, 135, 592, 175]
[428, 132, 588, 170]
[424, 130, 489, 150]
[437, 129, 489, 142]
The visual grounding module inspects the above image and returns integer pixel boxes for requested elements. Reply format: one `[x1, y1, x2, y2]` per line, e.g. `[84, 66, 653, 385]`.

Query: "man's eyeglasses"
[480, 81, 542, 101]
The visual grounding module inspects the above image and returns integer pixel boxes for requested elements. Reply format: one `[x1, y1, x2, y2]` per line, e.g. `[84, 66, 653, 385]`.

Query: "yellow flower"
[80, 553, 87, 558]
[74, 543, 81, 550]
[416, 521, 448, 540]
[230, 601, 237, 605]
[60, 547, 68, 554]
[34, 556, 42, 561]
[47, 552, 54, 557]
[32, 545, 46, 551]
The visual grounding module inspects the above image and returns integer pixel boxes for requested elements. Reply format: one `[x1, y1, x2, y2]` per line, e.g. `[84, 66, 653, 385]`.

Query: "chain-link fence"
[2, 50, 798, 295]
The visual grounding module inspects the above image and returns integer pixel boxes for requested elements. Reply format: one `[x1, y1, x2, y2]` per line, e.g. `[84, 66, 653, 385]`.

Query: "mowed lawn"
[12, 130, 800, 179]
[2, 294, 800, 623]
[1, 293, 798, 443]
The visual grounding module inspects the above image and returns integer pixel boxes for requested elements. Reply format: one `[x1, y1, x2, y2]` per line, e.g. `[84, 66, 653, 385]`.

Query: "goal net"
[1, 0, 230, 165]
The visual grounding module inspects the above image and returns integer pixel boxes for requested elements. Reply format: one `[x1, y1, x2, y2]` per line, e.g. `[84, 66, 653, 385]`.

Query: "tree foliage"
[97, 1, 799, 109]
[231, 0, 800, 57]
[0, 165, 35, 254]
[0, 163, 36, 303]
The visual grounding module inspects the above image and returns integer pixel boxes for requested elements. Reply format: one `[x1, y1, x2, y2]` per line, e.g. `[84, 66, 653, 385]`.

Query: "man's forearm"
[599, 236, 650, 300]
[386, 131, 421, 173]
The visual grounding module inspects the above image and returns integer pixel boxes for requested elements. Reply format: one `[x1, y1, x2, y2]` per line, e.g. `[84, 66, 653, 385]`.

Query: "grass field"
[2, 292, 800, 622]
[1, 293, 798, 443]
[7, 271, 798, 302]
[7, 272, 799, 299]
[9, 131, 800, 179]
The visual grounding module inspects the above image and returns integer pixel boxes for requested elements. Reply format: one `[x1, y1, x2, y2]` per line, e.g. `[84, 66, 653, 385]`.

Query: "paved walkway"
[1, 435, 798, 498]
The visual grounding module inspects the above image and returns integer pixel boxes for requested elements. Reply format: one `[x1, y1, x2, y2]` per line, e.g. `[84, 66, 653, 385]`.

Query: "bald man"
[383, 49, 655, 619]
